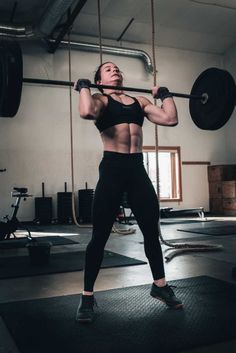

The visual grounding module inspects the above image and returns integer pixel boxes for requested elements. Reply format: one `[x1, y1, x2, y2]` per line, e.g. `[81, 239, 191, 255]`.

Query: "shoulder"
[92, 93, 106, 101]
[136, 95, 153, 109]
[92, 93, 108, 107]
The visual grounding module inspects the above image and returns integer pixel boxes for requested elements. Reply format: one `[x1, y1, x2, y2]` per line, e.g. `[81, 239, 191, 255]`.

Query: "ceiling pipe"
[0, 0, 79, 38]
[0, 24, 34, 38]
[47, 38, 154, 73]
[0, 27, 154, 73]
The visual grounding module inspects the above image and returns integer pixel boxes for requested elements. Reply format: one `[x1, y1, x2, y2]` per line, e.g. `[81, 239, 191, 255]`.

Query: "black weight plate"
[215, 69, 236, 129]
[0, 38, 23, 118]
[190, 68, 224, 130]
[189, 67, 236, 130]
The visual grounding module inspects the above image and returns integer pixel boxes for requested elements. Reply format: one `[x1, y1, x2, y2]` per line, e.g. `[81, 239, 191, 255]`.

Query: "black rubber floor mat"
[0, 235, 78, 249]
[0, 276, 235, 353]
[0, 250, 147, 279]
[178, 225, 236, 235]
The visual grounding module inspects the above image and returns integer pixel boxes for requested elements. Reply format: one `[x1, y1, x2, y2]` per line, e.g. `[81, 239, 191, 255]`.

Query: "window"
[143, 146, 182, 201]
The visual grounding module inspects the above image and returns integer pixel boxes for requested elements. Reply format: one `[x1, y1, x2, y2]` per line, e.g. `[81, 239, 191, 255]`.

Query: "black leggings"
[84, 151, 165, 292]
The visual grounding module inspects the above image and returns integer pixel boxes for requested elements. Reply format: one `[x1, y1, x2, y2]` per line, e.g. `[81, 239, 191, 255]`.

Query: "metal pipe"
[0, 24, 34, 38]
[47, 39, 154, 73]
[0, 24, 153, 73]
[22, 77, 203, 101]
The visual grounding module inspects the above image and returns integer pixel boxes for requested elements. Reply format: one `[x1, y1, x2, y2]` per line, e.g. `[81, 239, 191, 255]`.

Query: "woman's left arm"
[137, 86, 178, 126]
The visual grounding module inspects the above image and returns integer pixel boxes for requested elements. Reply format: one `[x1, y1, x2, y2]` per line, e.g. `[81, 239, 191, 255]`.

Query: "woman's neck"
[103, 89, 124, 96]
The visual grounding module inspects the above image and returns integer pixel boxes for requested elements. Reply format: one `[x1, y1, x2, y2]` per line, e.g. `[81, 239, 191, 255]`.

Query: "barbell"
[1, 38, 236, 130]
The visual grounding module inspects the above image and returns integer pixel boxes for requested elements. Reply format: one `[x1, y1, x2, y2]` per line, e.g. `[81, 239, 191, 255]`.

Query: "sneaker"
[75, 294, 96, 323]
[150, 283, 183, 309]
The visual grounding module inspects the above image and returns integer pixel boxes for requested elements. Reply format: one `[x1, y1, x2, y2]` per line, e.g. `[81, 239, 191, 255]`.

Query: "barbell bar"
[22, 78, 205, 102]
[1, 38, 236, 130]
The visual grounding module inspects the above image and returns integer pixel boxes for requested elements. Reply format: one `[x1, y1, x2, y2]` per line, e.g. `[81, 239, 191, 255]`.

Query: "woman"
[74, 62, 182, 323]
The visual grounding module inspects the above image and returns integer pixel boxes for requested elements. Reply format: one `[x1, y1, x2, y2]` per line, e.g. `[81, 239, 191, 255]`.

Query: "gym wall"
[0, 38, 229, 221]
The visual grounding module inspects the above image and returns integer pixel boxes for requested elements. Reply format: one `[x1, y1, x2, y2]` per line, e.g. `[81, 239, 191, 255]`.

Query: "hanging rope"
[96, 0, 135, 235]
[68, 31, 82, 227]
[68, 31, 92, 229]
[66, 1, 135, 235]
[64, 2, 135, 235]
[150, 0, 160, 200]
[97, 0, 103, 65]
[96, 1, 135, 235]
[149, 0, 222, 260]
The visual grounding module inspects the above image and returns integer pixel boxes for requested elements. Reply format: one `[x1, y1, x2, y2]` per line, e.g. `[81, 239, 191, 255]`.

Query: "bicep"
[145, 104, 166, 124]
[79, 92, 104, 120]
[81, 93, 104, 120]
[139, 97, 165, 124]
[93, 96, 105, 119]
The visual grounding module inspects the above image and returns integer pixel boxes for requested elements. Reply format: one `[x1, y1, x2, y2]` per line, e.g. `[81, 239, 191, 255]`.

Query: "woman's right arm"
[74, 79, 104, 120]
[79, 89, 104, 120]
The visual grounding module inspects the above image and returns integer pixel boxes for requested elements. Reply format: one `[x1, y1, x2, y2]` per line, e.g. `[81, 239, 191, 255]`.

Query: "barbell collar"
[201, 93, 209, 105]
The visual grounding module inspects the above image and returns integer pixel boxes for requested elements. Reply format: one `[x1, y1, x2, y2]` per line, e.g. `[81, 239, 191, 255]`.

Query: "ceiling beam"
[47, 0, 88, 54]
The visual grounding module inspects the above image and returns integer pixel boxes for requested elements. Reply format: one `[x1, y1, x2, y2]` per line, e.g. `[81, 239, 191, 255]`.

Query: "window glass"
[143, 147, 182, 201]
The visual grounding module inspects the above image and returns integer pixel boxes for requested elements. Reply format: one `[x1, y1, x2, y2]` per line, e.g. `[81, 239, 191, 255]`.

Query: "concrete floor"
[0, 216, 236, 353]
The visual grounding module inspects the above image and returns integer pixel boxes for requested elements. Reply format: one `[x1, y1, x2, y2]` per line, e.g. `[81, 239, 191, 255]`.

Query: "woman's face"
[98, 62, 123, 86]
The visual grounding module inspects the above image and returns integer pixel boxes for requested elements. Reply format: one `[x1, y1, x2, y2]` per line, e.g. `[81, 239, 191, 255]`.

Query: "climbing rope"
[150, 0, 222, 260]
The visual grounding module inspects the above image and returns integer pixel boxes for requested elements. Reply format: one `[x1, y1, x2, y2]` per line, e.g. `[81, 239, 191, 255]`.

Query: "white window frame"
[143, 146, 182, 202]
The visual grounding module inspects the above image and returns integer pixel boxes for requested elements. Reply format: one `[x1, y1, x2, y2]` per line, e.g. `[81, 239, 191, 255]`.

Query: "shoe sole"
[76, 317, 93, 323]
[150, 293, 183, 309]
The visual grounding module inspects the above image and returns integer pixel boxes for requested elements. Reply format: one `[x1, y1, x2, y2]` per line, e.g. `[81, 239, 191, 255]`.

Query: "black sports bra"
[95, 94, 144, 133]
